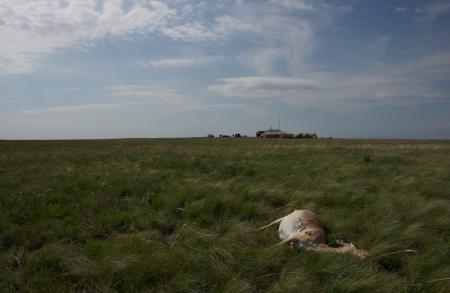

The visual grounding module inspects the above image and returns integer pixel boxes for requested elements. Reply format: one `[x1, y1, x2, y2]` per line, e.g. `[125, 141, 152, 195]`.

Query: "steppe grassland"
[1, 138, 449, 292]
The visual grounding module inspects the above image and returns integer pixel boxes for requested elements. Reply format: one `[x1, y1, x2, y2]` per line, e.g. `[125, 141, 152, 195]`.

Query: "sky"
[1, 0, 450, 139]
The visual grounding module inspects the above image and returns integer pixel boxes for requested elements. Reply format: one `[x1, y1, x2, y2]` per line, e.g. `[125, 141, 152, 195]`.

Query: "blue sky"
[1, 0, 449, 139]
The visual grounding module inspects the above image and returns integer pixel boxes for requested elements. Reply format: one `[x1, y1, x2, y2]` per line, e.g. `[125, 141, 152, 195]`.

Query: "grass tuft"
[0, 138, 449, 291]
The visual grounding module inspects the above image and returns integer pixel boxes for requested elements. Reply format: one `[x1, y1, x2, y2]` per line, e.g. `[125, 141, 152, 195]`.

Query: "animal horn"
[255, 217, 284, 231]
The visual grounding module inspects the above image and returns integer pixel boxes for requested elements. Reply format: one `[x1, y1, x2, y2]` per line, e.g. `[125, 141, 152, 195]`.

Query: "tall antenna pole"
[278, 113, 281, 130]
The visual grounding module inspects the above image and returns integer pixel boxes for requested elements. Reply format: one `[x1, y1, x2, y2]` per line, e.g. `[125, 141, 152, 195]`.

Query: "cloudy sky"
[1, 0, 450, 139]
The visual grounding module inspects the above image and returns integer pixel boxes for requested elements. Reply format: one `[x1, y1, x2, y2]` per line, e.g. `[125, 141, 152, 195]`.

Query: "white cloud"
[0, 1, 259, 73]
[105, 84, 186, 101]
[337, 5, 354, 12]
[229, 3, 316, 75]
[0, 0, 176, 73]
[21, 103, 122, 115]
[20, 83, 209, 116]
[209, 51, 450, 110]
[159, 15, 254, 42]
[238, 48, 286, 75]
[136, 56, 223, 67]
[270, 0, 314, 11]
[416, 1, 450, 21]
[103, 84, 208, 112]
[160, 21, 217, 42]
[209, 76, 321, 98]
[401, 51, 450, 80]
[213, 15, 256, 35]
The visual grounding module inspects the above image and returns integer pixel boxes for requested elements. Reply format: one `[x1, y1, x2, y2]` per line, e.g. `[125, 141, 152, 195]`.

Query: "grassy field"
[1, 138, 449, 292]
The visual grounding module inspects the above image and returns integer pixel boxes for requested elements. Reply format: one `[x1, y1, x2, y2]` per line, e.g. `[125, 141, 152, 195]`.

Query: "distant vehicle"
[257, 128, 281, 137]
[233, 133, 241, 138]
[207, 134, 214, 138]
[256, 130, 266, 137]
[219, 134, 231, 138]
[258, 128, 293, 138]
[261, 131, 293, 138]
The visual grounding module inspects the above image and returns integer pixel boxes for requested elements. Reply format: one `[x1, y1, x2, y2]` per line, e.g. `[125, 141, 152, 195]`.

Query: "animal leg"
[306, 244, 369, 259]
[272, 235, 298, 247]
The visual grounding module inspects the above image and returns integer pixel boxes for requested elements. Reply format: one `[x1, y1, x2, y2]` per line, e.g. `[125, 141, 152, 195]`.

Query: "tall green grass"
[1, 138, 449, 292]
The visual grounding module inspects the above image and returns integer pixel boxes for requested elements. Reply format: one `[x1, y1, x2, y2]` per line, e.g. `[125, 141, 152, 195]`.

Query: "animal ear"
[336, 240, 344, 246]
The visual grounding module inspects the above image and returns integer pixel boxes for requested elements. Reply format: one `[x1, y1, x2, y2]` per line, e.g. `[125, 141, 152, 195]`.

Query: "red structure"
[256, 130, 265, 137]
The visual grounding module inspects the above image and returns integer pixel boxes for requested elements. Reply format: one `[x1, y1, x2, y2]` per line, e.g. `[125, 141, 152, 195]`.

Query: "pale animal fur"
[258, 210, 369, 259]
